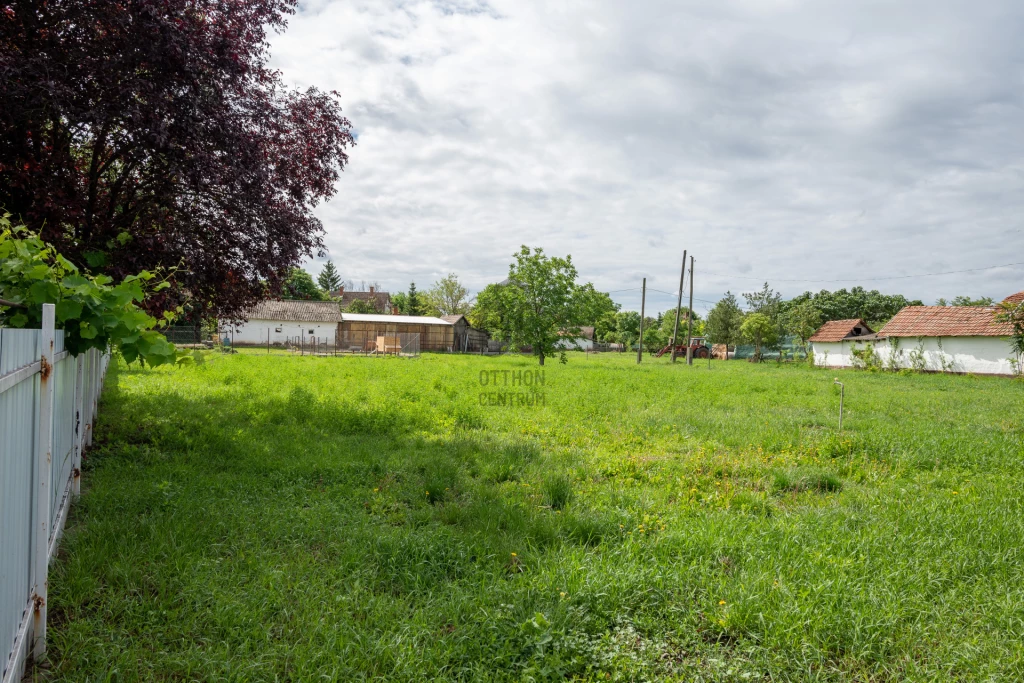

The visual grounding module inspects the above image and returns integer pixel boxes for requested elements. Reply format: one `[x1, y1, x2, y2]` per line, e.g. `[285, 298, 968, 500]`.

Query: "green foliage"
[996, 301, 1024, 366]
[283, 268, 328, 300]
[406, 282, 426, 316]
[659, 307, 699, 341]
[937, 295, 995, 307]
[784, 300, 822, 347]
[425, 273, 470, 317]
[705, 292, 744, 353]
[47, 352, 1024, 680]
[542, 472, 573, 510]
[488, 246, 595, 365]
[850, 342, 881, 370]
[317, 260, 342, 293]
[641, 317, 666, 354]
[390, 291, 408, 314]
[788, 287, 922, 324]
[740, 312, 778, 362]
[606, 310, 641, 348]
[347, 299, 377, 314]
[0, 217, 178, 365]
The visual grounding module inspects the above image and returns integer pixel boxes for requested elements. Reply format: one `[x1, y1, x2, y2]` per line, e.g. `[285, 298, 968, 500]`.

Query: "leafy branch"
[0, 214, 181, 366]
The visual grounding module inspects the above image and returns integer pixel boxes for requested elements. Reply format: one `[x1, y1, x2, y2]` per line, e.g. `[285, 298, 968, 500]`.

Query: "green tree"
[406, 282, 425, 316]
[347, 299, 376, 314]
[740, 312, 778, 362]
[317, 260, 342, 293]
[425, 273, 470, 316]
[705, 292, 744, 358]
[608, 310, 641, 348]
[641, 318, 667, 355]
[951, 295, 995, 307]
[390, 291, 408, 314]
[283, 268, 327, 300]
[468, 283, 507, 335]
[493, 246, 593, 366]
[660, 307, 699, 343]
[785, 299, 823, 348]
[0, 217, 178, 366]
[997, 300, 1024, 370]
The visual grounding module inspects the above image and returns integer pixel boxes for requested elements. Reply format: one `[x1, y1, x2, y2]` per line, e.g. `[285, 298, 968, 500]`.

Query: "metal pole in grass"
[833, 378, 844, 431]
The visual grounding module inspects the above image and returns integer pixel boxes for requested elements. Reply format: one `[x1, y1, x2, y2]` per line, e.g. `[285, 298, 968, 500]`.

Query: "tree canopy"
[740, 313, 778, 362]
[484, 246, 596, 365]
[0, 216, 178, 365]
[425, 274, 470, 317]
[318, 261, 342, 294]
[787, 287, 922, 324]
[282, 269, 327, 301]
[705, 292, 744, 354]
[0, 0, 354, 320]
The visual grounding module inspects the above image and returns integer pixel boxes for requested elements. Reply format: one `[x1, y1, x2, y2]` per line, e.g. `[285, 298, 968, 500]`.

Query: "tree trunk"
[539, 352, 545, 366]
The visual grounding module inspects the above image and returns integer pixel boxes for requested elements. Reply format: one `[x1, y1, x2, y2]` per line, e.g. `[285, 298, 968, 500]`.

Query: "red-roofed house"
[810, 299, 1019, 375]
[809, 319, 877, 368]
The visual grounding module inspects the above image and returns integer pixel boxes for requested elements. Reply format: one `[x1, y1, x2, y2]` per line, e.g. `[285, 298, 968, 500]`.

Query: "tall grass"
[43, 351, 1024, 681]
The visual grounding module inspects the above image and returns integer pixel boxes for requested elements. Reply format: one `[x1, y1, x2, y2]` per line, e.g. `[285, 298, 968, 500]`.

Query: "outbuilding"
[223, 300, 343, 345]
[809, 319, 876, 368]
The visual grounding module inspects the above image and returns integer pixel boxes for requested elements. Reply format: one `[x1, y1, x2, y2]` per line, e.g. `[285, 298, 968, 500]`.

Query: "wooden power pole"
[686, 256, 695, 365]
[670, 250, 687, 363]
[637, 277, 646, 364]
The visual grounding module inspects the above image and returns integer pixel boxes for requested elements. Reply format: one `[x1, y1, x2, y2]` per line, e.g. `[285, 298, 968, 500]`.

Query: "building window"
[275, 327, 282, 333]
[308, 329, 314, 334]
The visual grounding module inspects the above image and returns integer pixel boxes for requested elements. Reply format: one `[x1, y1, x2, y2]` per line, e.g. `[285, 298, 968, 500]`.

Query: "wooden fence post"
[72, 353, 85, 498]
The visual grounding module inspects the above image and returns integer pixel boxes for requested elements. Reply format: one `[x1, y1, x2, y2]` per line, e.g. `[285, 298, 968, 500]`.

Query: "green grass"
[43, 351, 1024, 681]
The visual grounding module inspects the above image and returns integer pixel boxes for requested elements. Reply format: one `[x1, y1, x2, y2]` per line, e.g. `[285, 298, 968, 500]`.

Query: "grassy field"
[43, 351, 1024, 681]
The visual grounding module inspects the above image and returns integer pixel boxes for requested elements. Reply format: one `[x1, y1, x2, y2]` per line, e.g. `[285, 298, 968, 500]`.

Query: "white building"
[221, 300, 343, 346]
[808, 319, 877, 368]
[811, 294, 1022, 376]
[555, 326, 597, 351]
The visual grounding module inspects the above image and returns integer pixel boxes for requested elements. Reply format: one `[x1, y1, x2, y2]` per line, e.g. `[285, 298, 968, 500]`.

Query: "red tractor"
[655, 336, 710, 359]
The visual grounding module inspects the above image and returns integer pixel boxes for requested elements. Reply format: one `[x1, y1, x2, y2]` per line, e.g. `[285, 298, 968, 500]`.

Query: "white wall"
[555, 337, 594, 350]
[811, 341, 853, 368]
[814, 337, 1017, 375]
[221, 319, 337, 345]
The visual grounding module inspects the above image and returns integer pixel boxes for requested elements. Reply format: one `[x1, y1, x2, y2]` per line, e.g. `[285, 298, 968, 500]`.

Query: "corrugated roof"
[241, 300, 343, 322]
[341, 313, 453, 326]
[1004, 291, 1024, 305]
[809, 319, 873, 342]
[878, 306, 1012, 337]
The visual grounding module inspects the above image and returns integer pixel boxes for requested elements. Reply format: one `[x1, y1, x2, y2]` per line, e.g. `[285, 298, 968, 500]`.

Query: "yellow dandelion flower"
[719, 600, 726, 605]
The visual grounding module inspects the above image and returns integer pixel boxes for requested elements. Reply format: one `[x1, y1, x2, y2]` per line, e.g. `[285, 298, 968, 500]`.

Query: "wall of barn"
[815, 337, 1017, 375]
[224, 319, 337, 345]
[337, 322, 455, 351]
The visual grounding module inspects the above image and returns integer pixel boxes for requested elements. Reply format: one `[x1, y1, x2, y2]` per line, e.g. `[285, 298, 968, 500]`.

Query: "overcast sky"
[270, 0, 1024, 313]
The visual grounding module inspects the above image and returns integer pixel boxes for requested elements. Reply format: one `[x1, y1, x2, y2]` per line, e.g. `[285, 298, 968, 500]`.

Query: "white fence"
[0, 305, 110, 682]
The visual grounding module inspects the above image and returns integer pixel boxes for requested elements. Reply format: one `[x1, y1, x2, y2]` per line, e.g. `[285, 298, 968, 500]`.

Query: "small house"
[223, 300, 343, 345]
[440, 315, 490, 352]
[809, 319, 876, 367]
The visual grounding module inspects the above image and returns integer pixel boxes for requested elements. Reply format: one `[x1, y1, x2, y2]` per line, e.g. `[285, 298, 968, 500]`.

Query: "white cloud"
[271, 0, 1024, 312]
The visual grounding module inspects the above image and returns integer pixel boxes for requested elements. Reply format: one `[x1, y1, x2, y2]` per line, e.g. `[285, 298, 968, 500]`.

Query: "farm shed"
[441, 315, 490, 352]
[223, 300, 342, 345]
[809, 319, 876, 368]
[872, 305, 1016, 375]
[556, 326, 596, 351]
[338, 313, 457, 352]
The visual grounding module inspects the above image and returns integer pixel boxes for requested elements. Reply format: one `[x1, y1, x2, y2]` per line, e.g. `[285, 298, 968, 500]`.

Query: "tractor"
[655, 336, 711, 359]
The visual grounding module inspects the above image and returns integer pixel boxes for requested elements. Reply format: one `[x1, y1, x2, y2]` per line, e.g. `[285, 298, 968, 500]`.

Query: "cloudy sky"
[270, 0, 1024, 314]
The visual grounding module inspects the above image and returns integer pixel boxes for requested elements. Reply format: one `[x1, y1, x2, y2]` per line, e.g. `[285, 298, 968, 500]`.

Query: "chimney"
[369, 285, 375, 294]
[338, 285, 344, 295]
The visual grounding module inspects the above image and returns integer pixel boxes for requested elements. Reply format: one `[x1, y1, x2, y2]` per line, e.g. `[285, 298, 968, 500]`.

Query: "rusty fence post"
[71, 353, 85, 498]
[31, 303, 55, 660]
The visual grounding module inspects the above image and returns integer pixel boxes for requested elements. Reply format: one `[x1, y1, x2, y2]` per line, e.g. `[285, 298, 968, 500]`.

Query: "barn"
[223, 300, 343, 345]
[336, 313, 457, 352]
[810, 294, 1021, 376]
[441, 315, 490, 352]
[809, 319, 876, 368]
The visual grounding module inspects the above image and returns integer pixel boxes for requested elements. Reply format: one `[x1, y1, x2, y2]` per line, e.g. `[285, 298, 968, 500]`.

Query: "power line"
[700, 261, 1024, 284]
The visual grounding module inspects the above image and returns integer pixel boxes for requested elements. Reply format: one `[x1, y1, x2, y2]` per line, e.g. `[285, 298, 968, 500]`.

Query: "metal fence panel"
[1, 311, 110, 683]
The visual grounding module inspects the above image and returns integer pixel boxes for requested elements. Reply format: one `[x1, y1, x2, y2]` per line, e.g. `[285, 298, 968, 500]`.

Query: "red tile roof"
[809, 319, 873, 342]
[1003, 291, 1024, 305]
[878, 306, 1012, 338]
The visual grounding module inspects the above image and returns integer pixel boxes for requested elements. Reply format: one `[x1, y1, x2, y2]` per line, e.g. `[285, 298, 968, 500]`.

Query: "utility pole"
[670, 250, 687, 363]
[637, 277, 646, 364]
[686, 256, 695, 365]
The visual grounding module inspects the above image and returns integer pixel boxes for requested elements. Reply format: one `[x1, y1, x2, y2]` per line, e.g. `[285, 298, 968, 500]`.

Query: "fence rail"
[1, 305, 110, 683]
